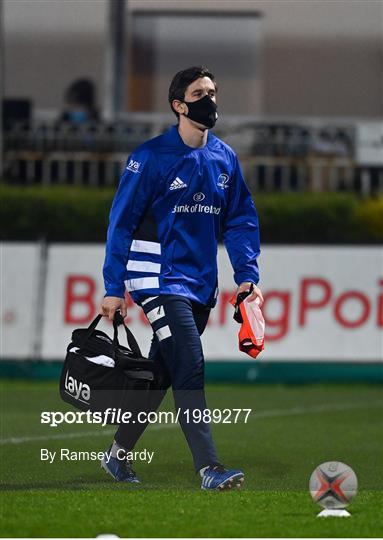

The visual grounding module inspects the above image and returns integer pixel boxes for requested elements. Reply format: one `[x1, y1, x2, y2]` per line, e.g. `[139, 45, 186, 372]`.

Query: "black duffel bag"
[60, 311, 155, 422]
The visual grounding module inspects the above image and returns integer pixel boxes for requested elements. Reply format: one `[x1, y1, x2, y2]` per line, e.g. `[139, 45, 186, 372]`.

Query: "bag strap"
[75, 311, 142, 357]
[77, 314, 103, 347]
[112, 311, 142, 357]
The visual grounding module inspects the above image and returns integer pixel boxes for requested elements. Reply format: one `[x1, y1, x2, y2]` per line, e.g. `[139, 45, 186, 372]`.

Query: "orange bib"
[229, 288, 265, 359]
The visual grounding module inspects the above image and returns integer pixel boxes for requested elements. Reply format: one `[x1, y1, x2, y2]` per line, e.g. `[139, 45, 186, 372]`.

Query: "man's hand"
[99, 296, 127, 321]
[236, 282, 264, 307]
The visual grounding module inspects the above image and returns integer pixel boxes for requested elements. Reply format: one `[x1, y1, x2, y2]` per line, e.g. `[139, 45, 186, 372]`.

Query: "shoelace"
[124, 461, 137, 477]
[112, 455, 137, 478]
[210, 464, 227, 474]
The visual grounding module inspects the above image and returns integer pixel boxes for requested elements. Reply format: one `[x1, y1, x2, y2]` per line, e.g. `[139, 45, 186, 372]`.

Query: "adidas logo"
[169, 177, 187, 190]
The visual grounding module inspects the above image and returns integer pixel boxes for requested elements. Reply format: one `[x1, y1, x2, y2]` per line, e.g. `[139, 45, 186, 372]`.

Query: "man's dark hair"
[168, 66, 217, 118]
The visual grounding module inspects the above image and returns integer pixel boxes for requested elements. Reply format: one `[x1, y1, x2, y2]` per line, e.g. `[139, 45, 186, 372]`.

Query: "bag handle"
[77, 314, 103, 347]
[76, 312, 142, 358]
[112, 311, 142, 357]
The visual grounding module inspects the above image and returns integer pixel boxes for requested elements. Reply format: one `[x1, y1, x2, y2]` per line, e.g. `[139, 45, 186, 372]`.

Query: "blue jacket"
[103, 125, 260, 307]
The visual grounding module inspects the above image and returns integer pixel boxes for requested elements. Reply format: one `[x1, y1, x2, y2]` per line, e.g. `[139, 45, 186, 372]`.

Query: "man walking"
[100, 66, 263, 490]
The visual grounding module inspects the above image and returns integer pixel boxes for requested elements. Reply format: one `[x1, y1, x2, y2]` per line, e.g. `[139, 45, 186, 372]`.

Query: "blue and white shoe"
[101, 447, 140, 483]
[201, 464, 244, 490]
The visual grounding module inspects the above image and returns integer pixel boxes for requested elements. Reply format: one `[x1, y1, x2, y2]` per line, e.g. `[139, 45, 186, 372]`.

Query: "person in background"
[58, 78, 99, 125]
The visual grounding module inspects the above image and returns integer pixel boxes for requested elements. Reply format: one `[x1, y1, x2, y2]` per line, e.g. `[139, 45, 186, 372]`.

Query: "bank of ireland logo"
[193, 192, 205, 202]
[217, 173, 229, 189]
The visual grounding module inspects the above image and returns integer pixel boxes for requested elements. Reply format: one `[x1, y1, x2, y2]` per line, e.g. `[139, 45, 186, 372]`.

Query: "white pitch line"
[0, 401, 381, 446]
[0, 422, 179, 445]
[249, 400, 383, 419]
[0, 429, 116, 445]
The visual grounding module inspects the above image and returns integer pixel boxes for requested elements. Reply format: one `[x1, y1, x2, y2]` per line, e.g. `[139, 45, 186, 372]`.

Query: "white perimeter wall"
[1, 243, 382, 362]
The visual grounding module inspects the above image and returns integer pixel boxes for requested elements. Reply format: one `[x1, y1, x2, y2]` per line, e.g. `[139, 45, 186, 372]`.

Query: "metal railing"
[2, 120, 382, 194]
[241, 156, 382, 195]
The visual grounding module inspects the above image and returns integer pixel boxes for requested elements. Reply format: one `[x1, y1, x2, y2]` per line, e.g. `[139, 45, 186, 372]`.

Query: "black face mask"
[183, 94, 218, 128]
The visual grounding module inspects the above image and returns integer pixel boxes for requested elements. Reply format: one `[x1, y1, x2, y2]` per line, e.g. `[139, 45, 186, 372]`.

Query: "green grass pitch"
[1, 380, 382, 537]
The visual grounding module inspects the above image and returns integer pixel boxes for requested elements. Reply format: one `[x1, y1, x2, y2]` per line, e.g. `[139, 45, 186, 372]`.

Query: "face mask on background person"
[68, 110, 89, 124]
[183, 94, 218, 129]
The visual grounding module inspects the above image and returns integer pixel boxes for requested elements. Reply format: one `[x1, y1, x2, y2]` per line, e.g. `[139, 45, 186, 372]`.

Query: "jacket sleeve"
[103, 150, 158, 297]
[222, 155, 261, 286]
